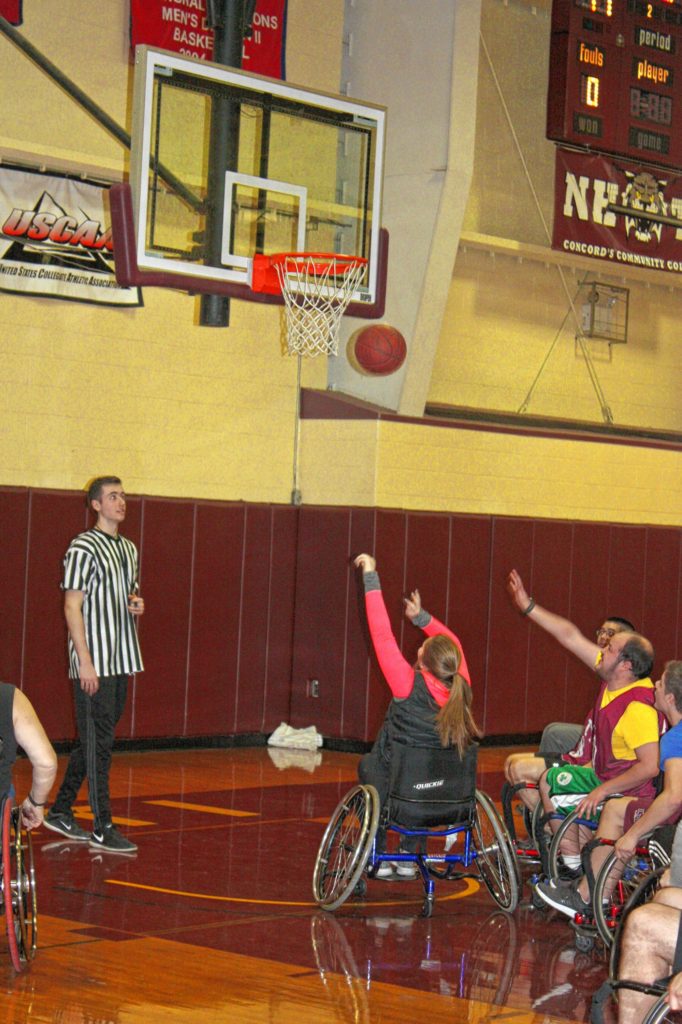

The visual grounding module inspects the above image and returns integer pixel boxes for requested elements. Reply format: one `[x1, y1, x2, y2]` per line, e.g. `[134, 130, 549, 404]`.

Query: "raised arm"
[404, 589, 471, 686]
[354, 554, 414, 697]
[615, 758, 682, 861]
[507, 569, 600, 670]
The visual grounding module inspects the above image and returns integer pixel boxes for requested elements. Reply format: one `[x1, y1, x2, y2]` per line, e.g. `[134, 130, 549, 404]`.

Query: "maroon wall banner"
[0, 0, 22, 25]
[552, 147, 682, 275]
[130, 0, 287, 78]
[0, 167, 142, 306]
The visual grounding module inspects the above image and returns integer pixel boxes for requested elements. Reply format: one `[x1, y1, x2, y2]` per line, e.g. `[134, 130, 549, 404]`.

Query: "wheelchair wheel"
[529, 798, 545, 848]
[607, 864, 666, 979]
[547, 808, 592, 883]
[472, 790, 519, 912]
[642, 993, 682, 1024]
[313, 785, 379, 911]
[1, 801, 37, 971]
[594, 850, 659, 951]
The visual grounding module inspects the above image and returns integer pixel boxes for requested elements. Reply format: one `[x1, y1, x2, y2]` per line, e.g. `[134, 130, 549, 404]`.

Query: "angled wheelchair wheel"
[10, 808, 37, 964]
[607, 864, 666, 979]
[1, 801, 37, 971]
[529, 798, 545, 848]
[547, 808, 592, 883]
[313, 785, 379, 912]
[642, 993, 681, 1024]
[594, 850, 660, 951]
[1, 800, 35, 970]
[472, 790, 519, 912]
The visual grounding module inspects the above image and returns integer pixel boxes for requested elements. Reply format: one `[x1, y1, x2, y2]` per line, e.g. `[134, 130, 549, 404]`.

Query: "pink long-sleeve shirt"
[365, 589, 471, 707]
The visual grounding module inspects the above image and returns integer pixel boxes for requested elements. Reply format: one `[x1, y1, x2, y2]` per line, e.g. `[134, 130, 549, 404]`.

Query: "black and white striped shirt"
[62, 529, 144, 679]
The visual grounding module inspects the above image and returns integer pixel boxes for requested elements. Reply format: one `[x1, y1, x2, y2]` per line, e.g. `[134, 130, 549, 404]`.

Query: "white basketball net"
[274, 255, 367, 357]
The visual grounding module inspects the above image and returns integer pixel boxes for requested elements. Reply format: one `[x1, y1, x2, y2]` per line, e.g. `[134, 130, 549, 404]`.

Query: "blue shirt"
[661, 720, 682, 770]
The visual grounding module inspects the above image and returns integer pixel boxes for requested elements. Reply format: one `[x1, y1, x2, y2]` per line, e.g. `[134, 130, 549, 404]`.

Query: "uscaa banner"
[0, 167, 142, 307]
[552, 147, 682, 276]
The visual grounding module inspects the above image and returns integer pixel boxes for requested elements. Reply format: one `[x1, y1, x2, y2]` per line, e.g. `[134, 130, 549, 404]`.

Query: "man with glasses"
[538, 660, 682, 920]
[504, 580, 637, 817]
[537, 619, 637, 759]
[44, 476, 144, 854]
[504, 571, 661, 916]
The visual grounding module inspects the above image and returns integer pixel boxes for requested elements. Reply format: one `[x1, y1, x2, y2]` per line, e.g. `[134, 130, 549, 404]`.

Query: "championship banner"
[0, 167, 142, 307]
[0, 0, 22, 25]
[553, 147, 682, 275]
[130, 0, 288, 78]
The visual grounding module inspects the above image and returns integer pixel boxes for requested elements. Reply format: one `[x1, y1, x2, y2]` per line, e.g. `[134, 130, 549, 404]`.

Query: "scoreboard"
[547, 0, 682, 169]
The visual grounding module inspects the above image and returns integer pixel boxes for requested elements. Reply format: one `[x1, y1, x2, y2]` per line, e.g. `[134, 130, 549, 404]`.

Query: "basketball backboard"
[127, 46, 386, 309]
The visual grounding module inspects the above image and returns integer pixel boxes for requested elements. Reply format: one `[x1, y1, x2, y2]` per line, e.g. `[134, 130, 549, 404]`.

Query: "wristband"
[27, 793, 45, 807]
[522, 597, 536, 616]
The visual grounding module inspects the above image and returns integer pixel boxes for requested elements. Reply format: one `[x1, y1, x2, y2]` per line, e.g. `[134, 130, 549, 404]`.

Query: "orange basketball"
[348, 325, 407, 376]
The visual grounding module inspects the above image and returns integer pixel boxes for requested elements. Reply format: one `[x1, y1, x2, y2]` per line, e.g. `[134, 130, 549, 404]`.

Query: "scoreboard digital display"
[547, 0, 682, 168]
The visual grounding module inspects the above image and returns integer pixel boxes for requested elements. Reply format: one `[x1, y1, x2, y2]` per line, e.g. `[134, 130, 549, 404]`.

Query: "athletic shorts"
[546, 764, 602, 820]
[621, 798, 678, 836]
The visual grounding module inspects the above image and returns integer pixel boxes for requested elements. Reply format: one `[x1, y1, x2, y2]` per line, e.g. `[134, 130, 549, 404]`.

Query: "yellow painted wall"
[0, 0, 339, 500]
[300, 416, 681, 526]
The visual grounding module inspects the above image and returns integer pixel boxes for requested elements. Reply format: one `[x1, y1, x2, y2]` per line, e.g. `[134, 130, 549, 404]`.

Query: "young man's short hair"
[85, 476, 122, 508]
[664, 661, 682, 713]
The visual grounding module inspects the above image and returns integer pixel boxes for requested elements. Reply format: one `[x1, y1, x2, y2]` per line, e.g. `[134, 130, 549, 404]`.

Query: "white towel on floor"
[267, 721, 323, 751]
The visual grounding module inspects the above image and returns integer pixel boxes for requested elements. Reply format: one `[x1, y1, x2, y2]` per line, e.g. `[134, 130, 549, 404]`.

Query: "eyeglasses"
[596, 627, 617, 639]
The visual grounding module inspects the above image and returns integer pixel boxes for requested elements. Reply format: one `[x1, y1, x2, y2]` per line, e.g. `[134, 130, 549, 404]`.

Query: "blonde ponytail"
[421, 634, 483, 754]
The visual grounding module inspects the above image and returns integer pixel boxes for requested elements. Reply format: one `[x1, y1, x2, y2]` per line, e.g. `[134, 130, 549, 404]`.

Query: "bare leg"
[576, 797, 633, 903]
[505, 755, 547, 813]
[618, 901, 680, 1024]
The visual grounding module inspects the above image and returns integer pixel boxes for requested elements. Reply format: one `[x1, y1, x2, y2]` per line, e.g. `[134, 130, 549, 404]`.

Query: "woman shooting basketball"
[354, 553, 481, 877]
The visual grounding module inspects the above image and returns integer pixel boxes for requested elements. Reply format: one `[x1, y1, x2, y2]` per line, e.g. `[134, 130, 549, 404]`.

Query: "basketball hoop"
[251, 253, 368, 357]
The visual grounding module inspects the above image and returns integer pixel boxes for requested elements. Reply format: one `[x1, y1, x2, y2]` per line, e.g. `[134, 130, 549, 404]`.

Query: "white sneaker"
[375, 861, 396, 879]
[395, 862, 418, 879]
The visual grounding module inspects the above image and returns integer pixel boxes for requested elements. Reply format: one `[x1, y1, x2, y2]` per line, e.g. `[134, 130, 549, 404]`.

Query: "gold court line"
[146, 800, 258, 817]
[72, 809, 156, 827]
[105, 877, 480, 908]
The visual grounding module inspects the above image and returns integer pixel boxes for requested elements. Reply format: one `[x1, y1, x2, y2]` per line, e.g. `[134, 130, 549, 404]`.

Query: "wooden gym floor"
[4, 746, 608, 1023]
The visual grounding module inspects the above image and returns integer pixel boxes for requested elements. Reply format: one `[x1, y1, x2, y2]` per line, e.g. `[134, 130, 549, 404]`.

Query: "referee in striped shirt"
[45, 476, 144, 853]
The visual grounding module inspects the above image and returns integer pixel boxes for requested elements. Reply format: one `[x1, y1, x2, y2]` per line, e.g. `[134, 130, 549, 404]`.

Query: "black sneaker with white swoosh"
[89, 824, 138, 854]
[44, 811, 91, 842]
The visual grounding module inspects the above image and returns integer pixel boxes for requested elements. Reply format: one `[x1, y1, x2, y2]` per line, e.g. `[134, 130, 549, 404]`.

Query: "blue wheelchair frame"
[313, 742, 519, 917]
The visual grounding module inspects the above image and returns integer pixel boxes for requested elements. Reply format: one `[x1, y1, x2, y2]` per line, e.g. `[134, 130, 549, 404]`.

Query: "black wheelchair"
[0, 796, 37, 971]
[540, 810, 671, 952]
[312, 743, 519, 918]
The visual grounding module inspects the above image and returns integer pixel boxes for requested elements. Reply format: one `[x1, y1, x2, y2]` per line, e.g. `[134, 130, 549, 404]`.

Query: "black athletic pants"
[51, 675, 128, 832]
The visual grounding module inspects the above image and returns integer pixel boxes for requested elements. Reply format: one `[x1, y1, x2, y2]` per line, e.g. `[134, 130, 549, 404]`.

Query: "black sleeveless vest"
[0, 684, 17, 799]
[386, 673, 443, 748]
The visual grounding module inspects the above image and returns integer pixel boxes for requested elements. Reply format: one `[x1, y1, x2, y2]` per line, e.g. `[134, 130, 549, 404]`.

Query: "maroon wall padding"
[22, 491, 89, 739]
[0, 488, 29, 686]
[132, 499, 195, 738]
[185, 503, 246, 738]
[1, 484, 680, 743]
[290, 507, 361, 737]
[640, 528, 682, 671]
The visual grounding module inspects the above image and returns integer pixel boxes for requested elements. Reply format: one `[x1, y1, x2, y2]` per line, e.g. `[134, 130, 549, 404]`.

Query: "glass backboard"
[129, 46, 386, 307]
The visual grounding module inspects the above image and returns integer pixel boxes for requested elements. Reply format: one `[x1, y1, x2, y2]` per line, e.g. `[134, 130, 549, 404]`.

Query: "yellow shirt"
[599, 678, 659, 761]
